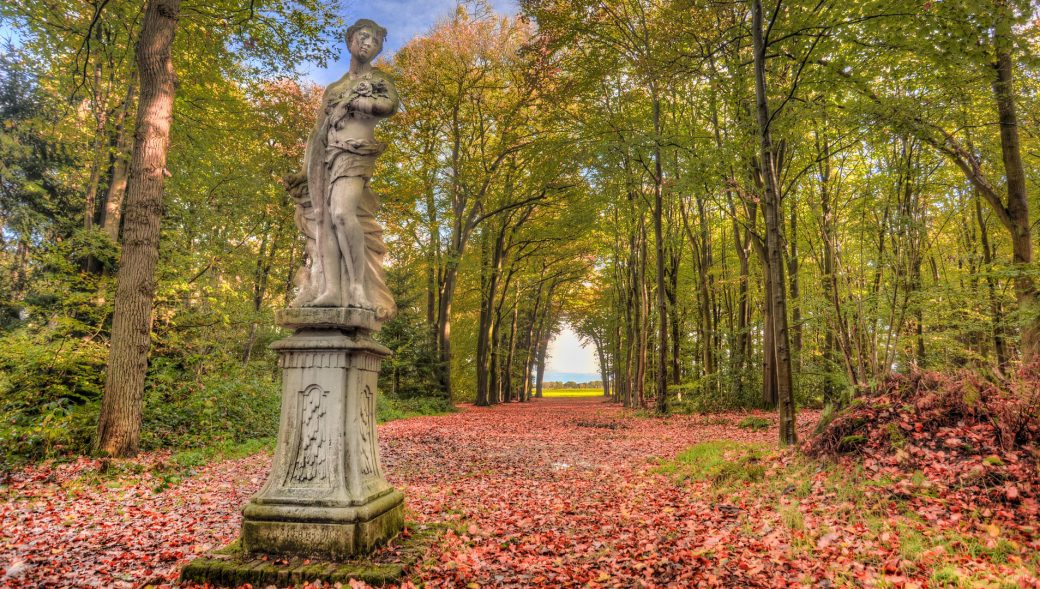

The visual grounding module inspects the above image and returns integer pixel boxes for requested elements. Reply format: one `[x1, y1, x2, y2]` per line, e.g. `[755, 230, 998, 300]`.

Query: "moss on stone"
[180, 523, 443, 588]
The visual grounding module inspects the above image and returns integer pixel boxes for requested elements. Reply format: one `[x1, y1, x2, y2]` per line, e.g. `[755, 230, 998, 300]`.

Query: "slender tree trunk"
[436, 261, 459, 399]
[729, 192, 752, 399]
[504, 295, 519, 401]
[475, 232, 493, 406]
[817, 131, 841, 405]
[788, 200, 802, 367]
[95, 0, 181, 457]
[651, 94, 668, 415]
[99, 78, 137, 241]
[595, 335, 611, 397]
[976, 196, 1009, 370]
[753, 0, 796, 445]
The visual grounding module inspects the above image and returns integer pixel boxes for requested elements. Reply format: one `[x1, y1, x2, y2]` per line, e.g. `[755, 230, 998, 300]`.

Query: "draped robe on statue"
[298, 70, 397, 321]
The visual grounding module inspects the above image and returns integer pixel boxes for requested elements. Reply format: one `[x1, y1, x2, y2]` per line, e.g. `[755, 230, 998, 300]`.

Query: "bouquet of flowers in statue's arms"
[351, 77, 390, 101]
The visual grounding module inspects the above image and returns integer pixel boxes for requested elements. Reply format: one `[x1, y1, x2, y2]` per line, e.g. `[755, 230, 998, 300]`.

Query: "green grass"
[738, 416, 771, 431]
[657, 441, 768, 488]
[541, 388, 605, 398]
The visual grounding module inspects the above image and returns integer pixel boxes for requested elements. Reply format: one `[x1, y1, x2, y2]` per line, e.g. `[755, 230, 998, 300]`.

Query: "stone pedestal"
[240, 308, 403, 560]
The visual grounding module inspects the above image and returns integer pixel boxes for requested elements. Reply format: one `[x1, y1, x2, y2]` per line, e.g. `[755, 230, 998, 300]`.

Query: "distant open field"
[541, 388, 605, 398]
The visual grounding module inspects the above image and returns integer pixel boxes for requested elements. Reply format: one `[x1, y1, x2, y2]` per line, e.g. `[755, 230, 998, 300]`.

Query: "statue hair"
[346, 19, 387, 44]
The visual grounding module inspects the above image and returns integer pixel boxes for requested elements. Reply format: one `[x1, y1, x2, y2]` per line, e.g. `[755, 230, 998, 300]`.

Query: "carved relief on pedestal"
[284, 384, 332, 486]
[357, 383, 376, 476]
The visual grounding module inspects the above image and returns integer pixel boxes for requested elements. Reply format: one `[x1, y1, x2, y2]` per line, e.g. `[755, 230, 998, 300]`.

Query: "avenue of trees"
[1, 0, 1038, 460]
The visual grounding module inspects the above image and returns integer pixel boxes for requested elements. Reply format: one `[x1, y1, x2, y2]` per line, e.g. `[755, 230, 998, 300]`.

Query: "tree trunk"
[435, 261, 459, 399]
[788, 200, 801, 367]
[991, 7, 1037, 360]
[475, 231, 493, 406]
[95, 0, 181, 458]
[651, 94, 668, 415]
[976, 195, 1009, 371]
[816, 131, 841, 405]
[753, 0, 796, 445]
[99, 78, 137, 242]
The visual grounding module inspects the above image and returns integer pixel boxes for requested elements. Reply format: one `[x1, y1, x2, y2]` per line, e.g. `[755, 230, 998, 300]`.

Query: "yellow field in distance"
[540, 388, 605, 398]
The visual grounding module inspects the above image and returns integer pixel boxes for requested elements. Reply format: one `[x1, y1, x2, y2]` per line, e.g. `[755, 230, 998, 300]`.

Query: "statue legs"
[310, 176, 370, 308]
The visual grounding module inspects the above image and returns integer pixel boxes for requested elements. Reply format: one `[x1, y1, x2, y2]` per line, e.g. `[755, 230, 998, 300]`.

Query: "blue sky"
[305, 0, 520, 84]
[316, 2, 602, 383]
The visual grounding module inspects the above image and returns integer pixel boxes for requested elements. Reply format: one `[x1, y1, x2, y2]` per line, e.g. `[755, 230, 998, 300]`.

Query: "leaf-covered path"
[2, 398, 1037, 587]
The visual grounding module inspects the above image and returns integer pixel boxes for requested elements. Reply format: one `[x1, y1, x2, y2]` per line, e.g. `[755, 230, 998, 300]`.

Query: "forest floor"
[1, 397, 1037, 588]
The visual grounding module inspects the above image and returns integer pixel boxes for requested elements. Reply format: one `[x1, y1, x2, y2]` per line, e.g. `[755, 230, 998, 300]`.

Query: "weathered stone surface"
[180, 523, 441, 588]
[186, 19, 408, 576]
[275, 307, 381, 332]
[238, 326, 402, 559]
[242, 490, 404, 559]
[290, 18, 399, 322]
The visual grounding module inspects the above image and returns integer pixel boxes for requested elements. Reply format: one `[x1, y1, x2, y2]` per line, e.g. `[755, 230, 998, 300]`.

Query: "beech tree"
[95, 0, 181, 457]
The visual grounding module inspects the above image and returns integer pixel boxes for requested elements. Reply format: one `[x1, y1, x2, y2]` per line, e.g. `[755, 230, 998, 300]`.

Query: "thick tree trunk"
[753, 0, 796, 445]
[95, 0, 181, 458]
[991, 9, 1037, 360]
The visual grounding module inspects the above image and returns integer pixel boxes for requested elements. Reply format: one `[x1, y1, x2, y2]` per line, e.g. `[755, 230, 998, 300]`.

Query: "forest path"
[0, 399, 822, 588]
[385, 397, 820, 587]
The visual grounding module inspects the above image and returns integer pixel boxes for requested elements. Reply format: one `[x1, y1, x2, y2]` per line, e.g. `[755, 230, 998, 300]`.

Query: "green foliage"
[376, 394, 456, 424]
[0, 229, 117, 467]
[376, 264, 442, 398]
[140, 360, 281, 451]
[668, 369, 765, 414]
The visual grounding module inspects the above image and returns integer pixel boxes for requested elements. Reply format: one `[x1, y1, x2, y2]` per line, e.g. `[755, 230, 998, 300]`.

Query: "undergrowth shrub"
[659, 441, 767, 487]
[738, 416, 771, 431]
[377, 394, 456, 423]
[669, 368, 764, 413]
[0, 230, 116, 468]
[141, 359, 281, 451]
[806, 364, 1040, 457]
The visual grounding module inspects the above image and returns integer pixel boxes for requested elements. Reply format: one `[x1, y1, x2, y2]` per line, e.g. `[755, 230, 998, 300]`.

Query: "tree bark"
[752, 0, 796, 445]
[976, 195, 1009, 371]
[651, 94, 668, 415]
[95, 0, 181, 457]
[991, 6, 1037, 360]
[99, 78, 138, 241]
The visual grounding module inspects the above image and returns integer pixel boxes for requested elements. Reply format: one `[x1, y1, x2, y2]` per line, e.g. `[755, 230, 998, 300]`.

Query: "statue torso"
[325, 70, 396, 145]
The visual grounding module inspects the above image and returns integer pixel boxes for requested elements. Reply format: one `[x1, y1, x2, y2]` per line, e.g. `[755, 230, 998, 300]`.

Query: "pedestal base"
[242, 489, 404, 559]
[181, 522, 442, 588]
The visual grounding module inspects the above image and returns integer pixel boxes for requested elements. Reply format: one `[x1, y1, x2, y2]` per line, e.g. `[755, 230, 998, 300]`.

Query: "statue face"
[349, 27, 383, 64]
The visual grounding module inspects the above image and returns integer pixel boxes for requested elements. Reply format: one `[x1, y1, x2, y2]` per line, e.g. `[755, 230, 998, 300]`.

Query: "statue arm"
[353, 76, 399, 118]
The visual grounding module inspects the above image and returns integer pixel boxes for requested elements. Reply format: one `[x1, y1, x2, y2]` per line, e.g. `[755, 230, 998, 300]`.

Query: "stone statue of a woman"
[294, 18, 398, 321]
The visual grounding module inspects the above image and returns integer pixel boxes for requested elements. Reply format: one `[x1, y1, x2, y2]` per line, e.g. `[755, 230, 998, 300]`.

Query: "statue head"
[346, 19, 387, 64]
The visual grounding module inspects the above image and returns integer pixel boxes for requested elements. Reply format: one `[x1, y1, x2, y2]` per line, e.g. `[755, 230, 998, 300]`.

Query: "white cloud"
[546, 324, 598, 375]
